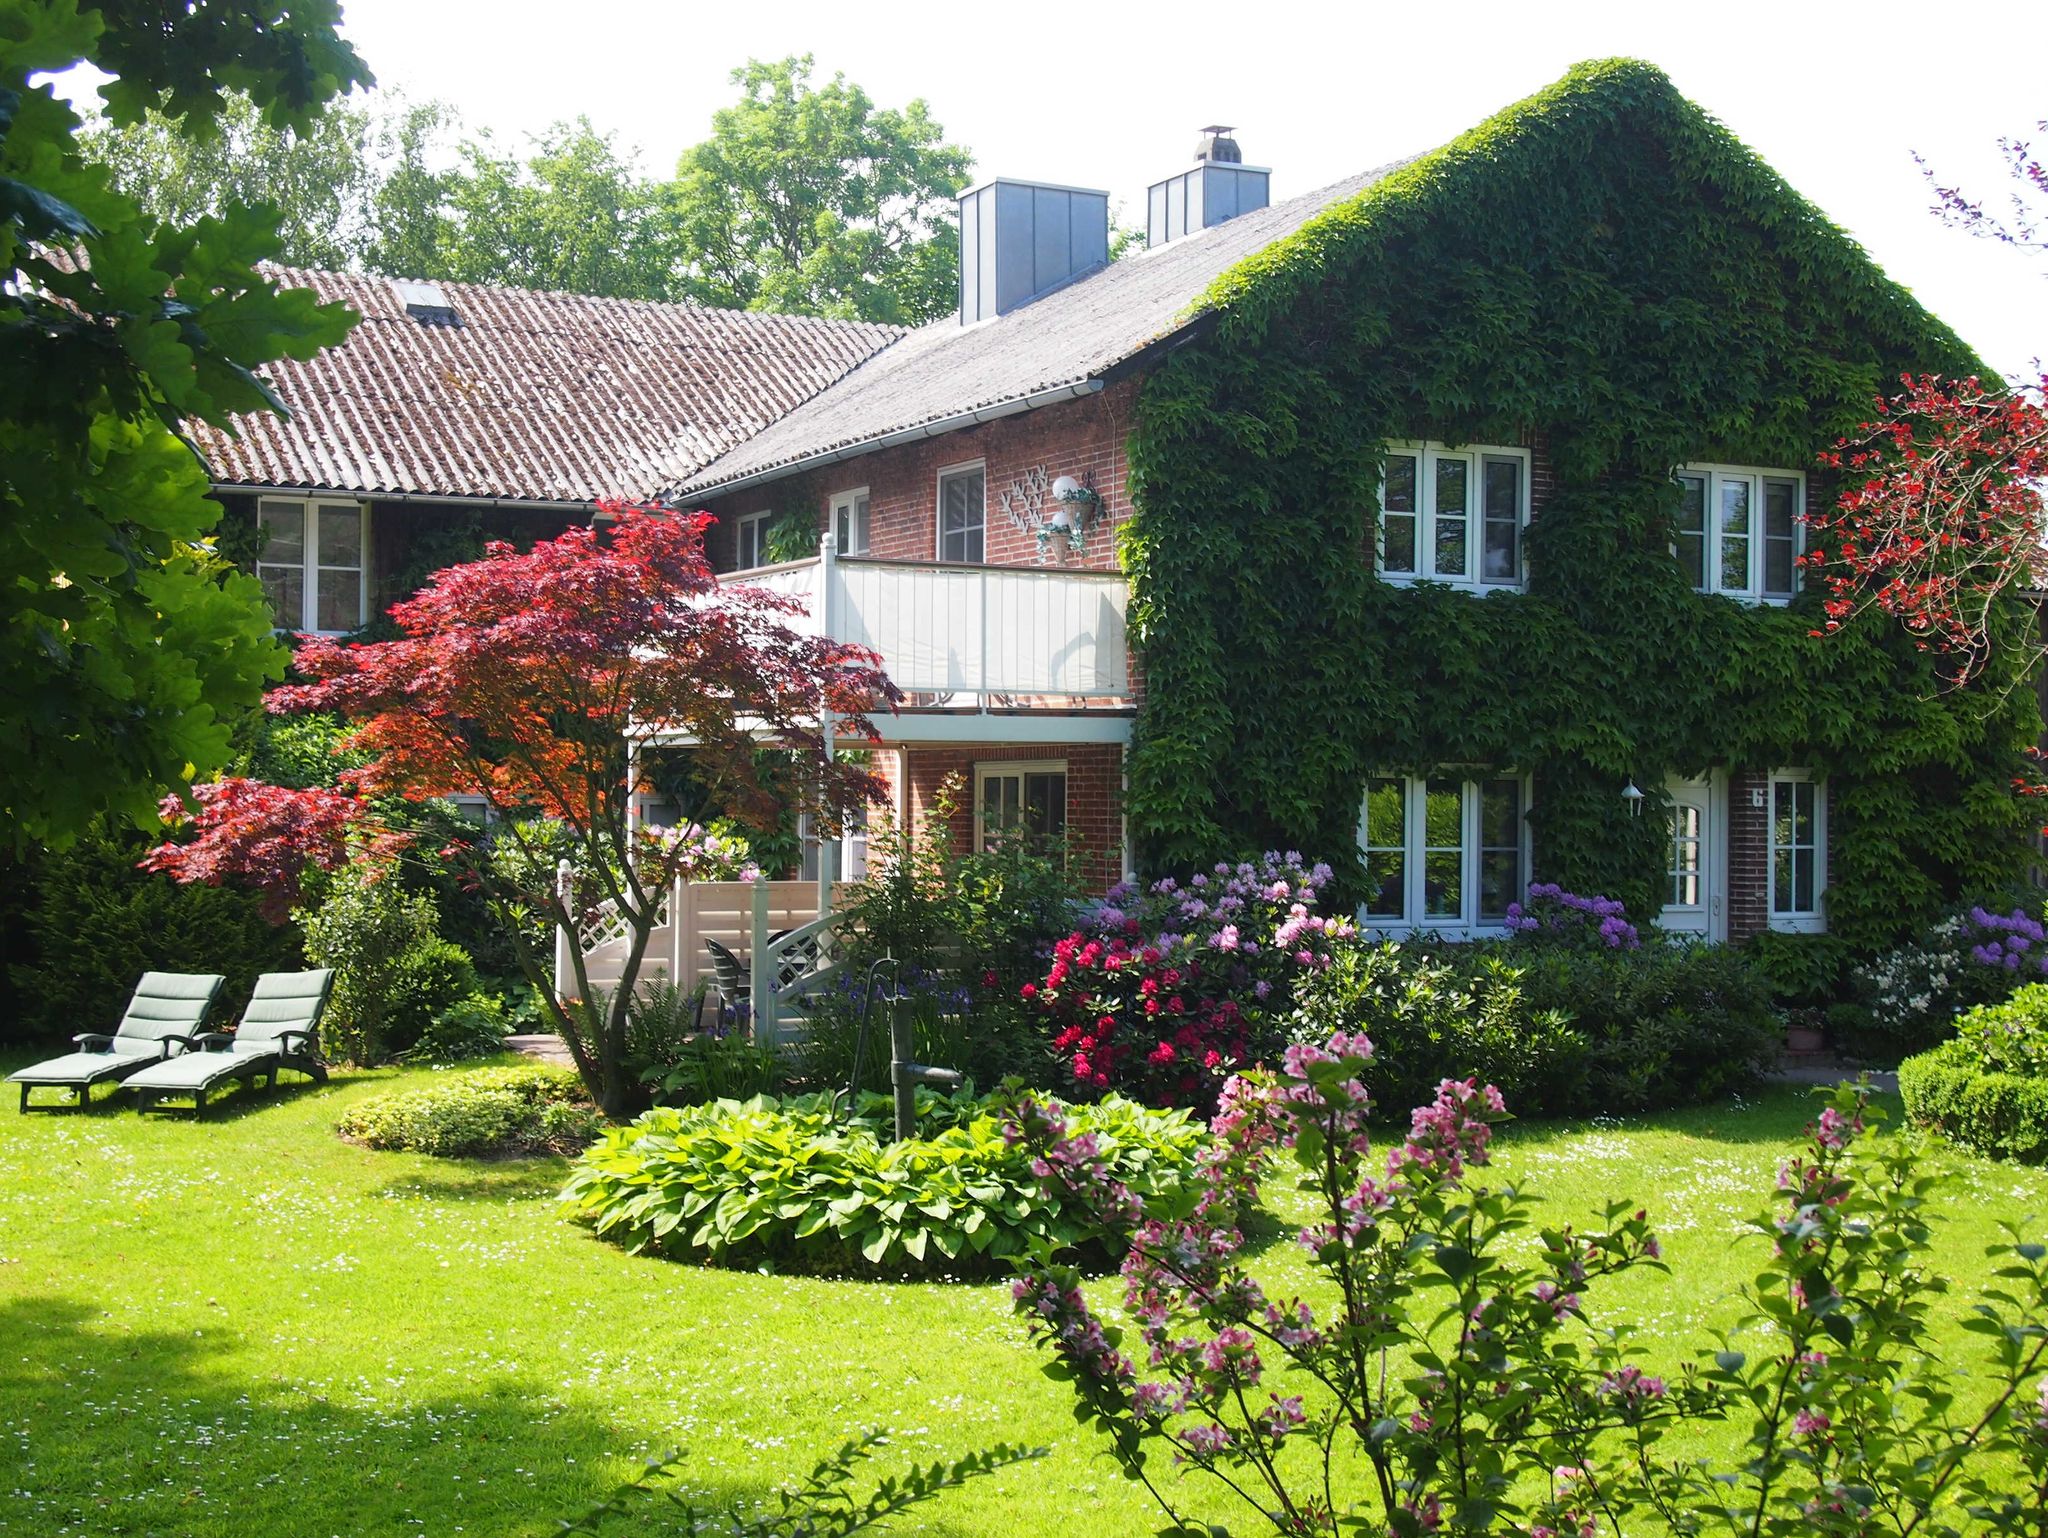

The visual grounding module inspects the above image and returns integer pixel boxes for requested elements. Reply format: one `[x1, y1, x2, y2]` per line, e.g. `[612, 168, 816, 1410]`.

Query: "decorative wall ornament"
[999, 465, 1102, 563]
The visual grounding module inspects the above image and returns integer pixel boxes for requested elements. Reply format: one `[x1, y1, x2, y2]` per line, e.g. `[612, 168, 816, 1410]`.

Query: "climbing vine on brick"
[1120, 59, 2038, 952]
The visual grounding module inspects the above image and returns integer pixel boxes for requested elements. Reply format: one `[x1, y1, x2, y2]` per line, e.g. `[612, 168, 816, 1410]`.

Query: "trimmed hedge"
[560, 1091, 1207, 1278]
[1899, 1040, 2048, 1163]
[337, 1065, 599, 1158]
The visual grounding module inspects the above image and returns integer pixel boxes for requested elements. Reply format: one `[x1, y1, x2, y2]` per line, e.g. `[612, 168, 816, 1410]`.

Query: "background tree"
[1, 0, 367, 851]
[670, 55, 971, 323]
[1803, 124, 2048, 687]
[147, 505, 900, 1117]
[410, 118, 682, 300]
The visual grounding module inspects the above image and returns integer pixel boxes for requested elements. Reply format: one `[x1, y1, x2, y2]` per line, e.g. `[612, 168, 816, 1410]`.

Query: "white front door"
[1658, 774, 1725, 939]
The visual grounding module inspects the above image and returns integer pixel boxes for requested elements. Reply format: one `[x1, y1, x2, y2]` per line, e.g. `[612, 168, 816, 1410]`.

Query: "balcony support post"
[816, 530, 839, 919]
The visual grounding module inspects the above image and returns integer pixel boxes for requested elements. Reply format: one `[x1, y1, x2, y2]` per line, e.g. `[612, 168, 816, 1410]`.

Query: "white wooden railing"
[720, 541, 1130, 702]
[554, 864, 846, 1045]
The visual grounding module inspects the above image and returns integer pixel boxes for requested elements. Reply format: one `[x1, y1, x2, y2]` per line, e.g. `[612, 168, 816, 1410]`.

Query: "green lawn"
[1, 1061, 2041, 1537]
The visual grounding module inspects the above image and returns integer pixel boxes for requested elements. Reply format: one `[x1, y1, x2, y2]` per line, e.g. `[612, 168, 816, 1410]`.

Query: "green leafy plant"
[407, 992, 514, 1063]
[299, 868, 477, 1063]
[1291, 939, 1587, 1115]
[560, 1090, 1208, 1277]
[557, 1431, 1045, 1536]
[337, 1064, 598, 1157]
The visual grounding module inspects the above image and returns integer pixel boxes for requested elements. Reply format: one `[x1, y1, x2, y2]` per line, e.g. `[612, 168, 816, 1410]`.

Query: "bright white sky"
[208, 1, 2048, 375]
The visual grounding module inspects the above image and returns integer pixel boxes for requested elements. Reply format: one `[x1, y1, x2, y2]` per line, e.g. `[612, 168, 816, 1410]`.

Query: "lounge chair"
[127, 970, 333, 1116]
[7, 971, 226, 1112]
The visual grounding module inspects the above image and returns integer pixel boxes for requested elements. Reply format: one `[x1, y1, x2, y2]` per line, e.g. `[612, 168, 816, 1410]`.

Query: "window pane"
[1481, 458, 1519, 582]
[1668, 804, 1702, 907]
[1362, 777, 1407, 920]
[1423, 778, 1462, 919]
[258, 502, 305, 565]
[1024, 772, 1067, 844]
[1763, 479, 1797, 595]
[316, 506, 362, 568]
[1382, 513, 1417, 573]
[1773, 846, 1795, 914]
[1384, 455, 1417, 514]
[1477, 778, 1522, 920]
[1433, 458, 1467, 578]
[1719, 477, 1752, 591]
[941, 470, 984, 563]
[1675, 475, 1707, 588]
[981, 773, 1020, 837]
[1381, 455, 1417, 574]
[260, 565, 303, 629]
[315, 574, 360, 632]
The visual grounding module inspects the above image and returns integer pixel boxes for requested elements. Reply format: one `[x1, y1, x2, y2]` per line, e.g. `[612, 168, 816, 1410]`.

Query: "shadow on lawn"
[0, 1296, 1004, 1538]
[1486, 1081, 1898, 1154]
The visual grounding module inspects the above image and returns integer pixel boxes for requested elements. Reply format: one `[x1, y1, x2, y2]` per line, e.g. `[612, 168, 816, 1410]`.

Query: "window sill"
[1693, 588, 1795, 608]
[1767, 915, 1828, 935]
[1376, 574, 1524, 594]
[1359, 921, 1513, 942]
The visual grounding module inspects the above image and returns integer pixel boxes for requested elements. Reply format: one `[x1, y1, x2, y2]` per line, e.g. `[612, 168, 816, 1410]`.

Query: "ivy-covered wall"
[1121, 59, 2038, 953]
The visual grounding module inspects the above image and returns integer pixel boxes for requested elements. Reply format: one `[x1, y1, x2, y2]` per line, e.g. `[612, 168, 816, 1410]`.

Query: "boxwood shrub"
[337, 1064, 600, 1157]
[559, 1090, 1208, 1278]
[1899, 984, 2048, 1162]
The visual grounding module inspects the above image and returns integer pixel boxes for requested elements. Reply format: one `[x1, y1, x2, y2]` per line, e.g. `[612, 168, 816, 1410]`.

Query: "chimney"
[1145, 126, 1271, 248]
[957, 179, 1110, 325]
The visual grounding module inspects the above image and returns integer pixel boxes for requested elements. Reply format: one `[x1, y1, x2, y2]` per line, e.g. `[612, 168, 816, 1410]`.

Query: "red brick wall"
[696, 377, 1140, 576]
[1728, 768, 1769, 941]
[896, 741, 1125, 894]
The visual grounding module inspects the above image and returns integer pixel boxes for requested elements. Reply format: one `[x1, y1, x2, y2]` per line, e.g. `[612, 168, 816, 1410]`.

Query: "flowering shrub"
[1006, 1048, 2048, 1536]
[1028, 853, 1354, 1107]
[1851, 905, 2048, 1063]
[1504, 882, 1641, 950]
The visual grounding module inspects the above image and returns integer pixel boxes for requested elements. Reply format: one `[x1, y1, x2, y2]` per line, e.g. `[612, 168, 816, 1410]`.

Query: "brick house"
[207, 64, 2026, 950]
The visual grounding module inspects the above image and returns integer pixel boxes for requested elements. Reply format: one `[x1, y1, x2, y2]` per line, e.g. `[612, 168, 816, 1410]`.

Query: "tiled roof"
[192, 268, 903, 504]
[671, 161, 1410, 498]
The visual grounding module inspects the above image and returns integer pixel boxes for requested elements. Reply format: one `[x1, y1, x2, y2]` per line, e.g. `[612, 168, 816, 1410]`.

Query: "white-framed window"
[797, 804, 869, 883]
[1767, 768, 1827, 932]
[831, 487, 871, 556]
[974, 759, 1066, 852]
[1668, 798, 1704, 911]
[1377, 442, 1531, 589]
[732, 509, 773, 570]
[937, 462, 986, 564]
[256, 496, 367, 633]
[1674, 465, 1802, 601]
[1357, 773, 1530, 932]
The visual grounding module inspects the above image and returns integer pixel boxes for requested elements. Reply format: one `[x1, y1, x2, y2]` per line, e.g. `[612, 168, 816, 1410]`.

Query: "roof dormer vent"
[1147, 127, 1270, 249]
[956, 179, 1110, 325]
[392, 278, 459, 325]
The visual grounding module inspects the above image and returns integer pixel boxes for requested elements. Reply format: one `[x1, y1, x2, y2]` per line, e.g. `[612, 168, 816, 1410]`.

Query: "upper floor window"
[832, 488, 871, 555]
[1674, 466, 1801, 601]
[257, 497, 365, 633]
[733, 509, 773, 570]
[938, 463, 986, 564]
[1768, 768, 1827, 933]
[1378, 443, 1530, 590]
[1358, 773, 1528, 932]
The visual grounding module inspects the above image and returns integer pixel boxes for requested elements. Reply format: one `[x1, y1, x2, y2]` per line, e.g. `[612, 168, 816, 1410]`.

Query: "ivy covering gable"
[1121, 58, 2036, 950]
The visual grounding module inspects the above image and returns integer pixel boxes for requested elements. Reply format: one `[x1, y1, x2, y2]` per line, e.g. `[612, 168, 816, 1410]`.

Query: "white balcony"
[718, 548, 1132, 740]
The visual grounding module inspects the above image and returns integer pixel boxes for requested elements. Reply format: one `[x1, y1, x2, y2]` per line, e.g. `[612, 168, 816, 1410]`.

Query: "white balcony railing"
[720, 543, 1129, 702]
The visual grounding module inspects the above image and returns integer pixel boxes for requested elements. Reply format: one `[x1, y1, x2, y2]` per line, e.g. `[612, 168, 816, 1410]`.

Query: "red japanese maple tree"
[147, 502, 898, 1115]
[1802, 372, 2048, 686]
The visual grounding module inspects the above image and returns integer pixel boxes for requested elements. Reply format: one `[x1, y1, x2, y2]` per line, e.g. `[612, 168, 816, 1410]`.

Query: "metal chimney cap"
[1194, 125, 1242, 164]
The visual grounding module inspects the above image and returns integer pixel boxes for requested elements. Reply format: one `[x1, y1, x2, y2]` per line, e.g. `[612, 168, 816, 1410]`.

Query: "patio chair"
[8, 971, 226, 1112]
[126, 970, 334, 1116]
[703, 938, 751, 1025]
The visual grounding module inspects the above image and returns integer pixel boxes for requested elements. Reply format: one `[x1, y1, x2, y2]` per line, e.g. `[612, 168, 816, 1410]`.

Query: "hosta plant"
[1005, 1038, 2048, 1535]
[560, 1089, 1209, 1278]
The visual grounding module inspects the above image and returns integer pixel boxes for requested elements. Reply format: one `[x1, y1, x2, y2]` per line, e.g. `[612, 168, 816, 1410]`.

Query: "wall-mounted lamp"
[1045, 474, 1103, 561]
[1621, 780, 1645, 818]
